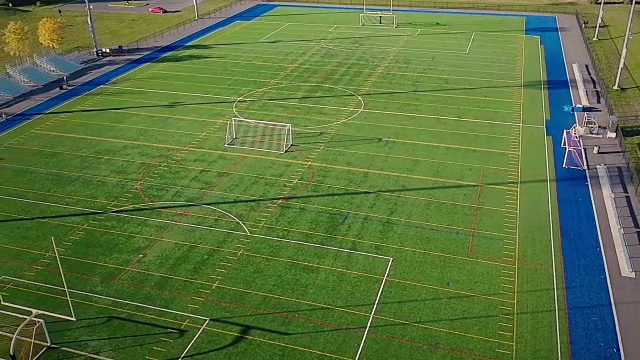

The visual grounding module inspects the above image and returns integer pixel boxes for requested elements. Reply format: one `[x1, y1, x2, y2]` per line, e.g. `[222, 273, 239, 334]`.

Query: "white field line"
[0, 329, 113, 360]
[556, 15, 624, 358]
[179, 318, 210, 359]
[330, 25, 337, 31]
[354, 258, 392, 360]
[192, 45, 520, 70]
[260, 23, 290, 42]
[111, 201, 250, 235]
[105, 86, 520, 127]
[0, 300, 75, 321]
[0, 276, 208, 321]
[465, 32, 476, 54]
[250, 20, 524, 40]
[0, 11, 236, 139]
[538, 35, 562, 360]
[0, 195, 392, 260]
[51, 236, 77, 321]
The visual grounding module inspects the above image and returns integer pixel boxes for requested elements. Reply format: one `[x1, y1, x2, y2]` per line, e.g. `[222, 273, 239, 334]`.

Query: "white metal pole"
[193, 0, 199, 19]
[593, 0, 606, 40]
[614, 0, 636, 89]
[84, 0, 99, 57]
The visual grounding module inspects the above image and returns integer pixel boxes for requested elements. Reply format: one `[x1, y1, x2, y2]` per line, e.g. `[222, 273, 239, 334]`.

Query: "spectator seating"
[6, 65, 58, 86]
[34, 54, 83, 75]
[0, 75, 30, 99]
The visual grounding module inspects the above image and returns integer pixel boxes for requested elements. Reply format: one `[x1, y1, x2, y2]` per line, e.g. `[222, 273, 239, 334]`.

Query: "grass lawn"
[0, 0, 236, 67]
[0, 0, 638, 118]
[0, 6, 568, 359]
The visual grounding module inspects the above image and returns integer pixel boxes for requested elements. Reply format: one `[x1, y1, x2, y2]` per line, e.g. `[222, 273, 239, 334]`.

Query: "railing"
[265, 0, 582, 14]
[575, 13, 615, 116]
[121, 0, 251, 51]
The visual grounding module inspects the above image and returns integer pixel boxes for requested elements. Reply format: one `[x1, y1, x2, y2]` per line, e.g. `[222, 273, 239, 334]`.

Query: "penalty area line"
[465, 32, 475, 54]
[260, 23, 290, 42]
[0, 195, 392, 261]
[354, 258, 393, 360]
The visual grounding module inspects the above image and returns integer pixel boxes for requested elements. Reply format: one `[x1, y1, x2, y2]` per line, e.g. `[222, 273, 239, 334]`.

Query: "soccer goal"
[225, 118, 293, 154]
[361, 0, 397, 28]
[0, 311, 51, 360]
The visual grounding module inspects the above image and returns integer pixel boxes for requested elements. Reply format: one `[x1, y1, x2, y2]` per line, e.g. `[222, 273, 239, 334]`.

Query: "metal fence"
[121, 0, 251, 50]
[265, 0, 584, 14]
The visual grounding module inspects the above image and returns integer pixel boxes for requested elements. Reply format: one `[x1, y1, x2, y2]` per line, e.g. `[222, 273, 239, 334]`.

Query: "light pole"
[613, 0, 636, 89]
[193, 0, 199, 19]
[85, 0, 100, 57]
[593, 0, 606, 40]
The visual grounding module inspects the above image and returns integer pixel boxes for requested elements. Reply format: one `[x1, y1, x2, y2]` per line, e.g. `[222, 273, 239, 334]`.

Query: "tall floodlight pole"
[613, 0, 636, 89]
[593, 0, 606, 40]
[193, 0, 199, 19]
[85, 0, 100, 57]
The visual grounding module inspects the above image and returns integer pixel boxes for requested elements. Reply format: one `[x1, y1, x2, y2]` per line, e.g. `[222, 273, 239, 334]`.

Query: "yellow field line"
[287, 200, 516, 239]
[2, 247, 510, 346]
[1, 283, 349, 359]
[109, 83, 517, 126]
[29, 131, 515, 190]
[53, 118, 207, 135]
[384, 137, 515, 154]
[292, 144, 512, 171]
[1, 212, 513, 305]
[2, 149, 514, 212]
[255, 222, 515, 268]
[214, 283, 512, 345]
[170, 55, 519, 77]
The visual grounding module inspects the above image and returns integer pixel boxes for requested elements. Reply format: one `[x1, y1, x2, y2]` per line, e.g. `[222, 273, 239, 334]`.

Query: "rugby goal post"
[361, 0, 397, 27]
[225, 118, 293, 154]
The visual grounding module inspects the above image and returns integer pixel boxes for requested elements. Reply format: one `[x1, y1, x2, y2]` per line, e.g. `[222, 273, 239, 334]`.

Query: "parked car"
[148, 6, 167, 13]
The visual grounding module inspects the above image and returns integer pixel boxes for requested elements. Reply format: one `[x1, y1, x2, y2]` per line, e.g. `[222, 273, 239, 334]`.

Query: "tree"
[3, 21, 30, 58]
[37, 17, 64, 51]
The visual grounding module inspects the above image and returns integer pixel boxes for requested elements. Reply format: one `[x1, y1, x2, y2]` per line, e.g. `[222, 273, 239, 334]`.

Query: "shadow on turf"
[19, 79, 574, 118]
[0, 176, 585, 226]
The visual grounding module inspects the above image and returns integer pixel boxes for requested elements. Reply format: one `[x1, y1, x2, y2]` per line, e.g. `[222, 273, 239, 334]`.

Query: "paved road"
[59, 0, 199, 13]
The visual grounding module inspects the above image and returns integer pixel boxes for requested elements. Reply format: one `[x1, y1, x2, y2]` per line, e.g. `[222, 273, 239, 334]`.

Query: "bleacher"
[7, 65, 58, 86]
[34, 54, 82, 75]
[0, 76, 29, 99]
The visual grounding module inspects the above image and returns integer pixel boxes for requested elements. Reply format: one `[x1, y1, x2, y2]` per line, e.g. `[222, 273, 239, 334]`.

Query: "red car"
[148, 6, 167, 13]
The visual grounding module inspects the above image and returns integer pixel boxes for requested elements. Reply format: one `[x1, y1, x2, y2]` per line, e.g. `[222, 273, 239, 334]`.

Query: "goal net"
[225, 118, 293, 154]
[0, 311, 50, 360]
[361, 0, 397, 27]
[360, 13, 397, 28]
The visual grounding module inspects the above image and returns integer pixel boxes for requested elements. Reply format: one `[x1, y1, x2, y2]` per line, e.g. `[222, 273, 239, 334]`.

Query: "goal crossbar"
[360, 13, 397, 28]
[225, 118, 293, 154]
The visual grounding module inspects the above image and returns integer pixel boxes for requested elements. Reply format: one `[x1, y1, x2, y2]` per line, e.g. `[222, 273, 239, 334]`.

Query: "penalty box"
[0, 276, 209, 360]
[0, 196, 393, 358]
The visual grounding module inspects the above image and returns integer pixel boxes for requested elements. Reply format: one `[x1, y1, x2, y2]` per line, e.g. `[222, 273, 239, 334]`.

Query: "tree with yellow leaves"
[37, 18, 64, 51]
[3, 21, 30, 58]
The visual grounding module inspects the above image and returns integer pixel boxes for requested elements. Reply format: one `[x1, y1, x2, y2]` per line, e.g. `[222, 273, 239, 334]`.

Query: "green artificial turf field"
[0, 6, 569, 360]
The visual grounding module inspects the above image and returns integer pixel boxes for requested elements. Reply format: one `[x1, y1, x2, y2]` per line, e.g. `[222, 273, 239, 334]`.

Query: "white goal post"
[361, 0, 397, 27]
[359, 13, 397, 28]
[0, 310, 51, 360]
[225, 118, 293, 154]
